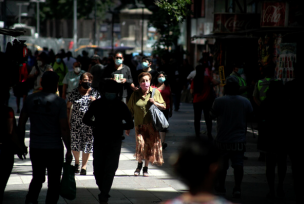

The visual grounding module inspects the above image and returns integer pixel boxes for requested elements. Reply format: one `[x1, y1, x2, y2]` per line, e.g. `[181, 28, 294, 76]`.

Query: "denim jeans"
[26, 148, 63, 204]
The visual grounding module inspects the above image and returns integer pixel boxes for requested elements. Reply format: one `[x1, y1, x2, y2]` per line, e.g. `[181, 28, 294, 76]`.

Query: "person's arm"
[59, 118, 72, 164]
[83, 102, 96, 127]
[67, 101, 73, 129]
[209, 100, 218, 119]
[18, 108, 29, 145]
[62, 84, 68, 100]
[27, 67, 38, 79]
[149, 90, 166, 110]
[125, 67, 133, 85]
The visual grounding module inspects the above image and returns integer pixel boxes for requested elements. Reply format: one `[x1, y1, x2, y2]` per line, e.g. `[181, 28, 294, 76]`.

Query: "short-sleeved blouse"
[127, 86, 166, 126]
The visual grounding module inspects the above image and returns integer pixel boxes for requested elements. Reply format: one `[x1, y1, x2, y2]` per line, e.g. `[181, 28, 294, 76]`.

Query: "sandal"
[75, 164, 80, 174]
[143, 167, 149, 177]
[134, 162, 143, 176]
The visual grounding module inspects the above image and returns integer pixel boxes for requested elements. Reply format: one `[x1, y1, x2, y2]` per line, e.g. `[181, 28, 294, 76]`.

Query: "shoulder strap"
[150, 88, 156, 98]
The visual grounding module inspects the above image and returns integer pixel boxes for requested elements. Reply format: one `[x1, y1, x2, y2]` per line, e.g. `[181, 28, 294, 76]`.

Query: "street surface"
[3, 90, 296, 204]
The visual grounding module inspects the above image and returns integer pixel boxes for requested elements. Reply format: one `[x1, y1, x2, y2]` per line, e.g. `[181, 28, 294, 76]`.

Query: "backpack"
[149, 88, 169, 131]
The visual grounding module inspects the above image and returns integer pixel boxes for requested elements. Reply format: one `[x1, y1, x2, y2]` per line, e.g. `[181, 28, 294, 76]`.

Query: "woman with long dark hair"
[151, 71, 173, 149]
[190, 64, 219, 139]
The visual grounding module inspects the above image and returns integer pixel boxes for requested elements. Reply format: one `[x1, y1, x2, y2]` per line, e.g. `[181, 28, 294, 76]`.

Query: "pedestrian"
[230, 63, 248, 98]
[210, 76, 253, 198]
[284, 62, 304, 204]
[62, 61, 85, 100]
[126, 72, 166, 176]
[52, 54, 68, 97]
[162, 137, 232, 204]
[102, 52, 137, 103]
[151, 71, 173, 149]
[27, 52, 49, 93]
[136, 57, 157, 86]
[253, 64, 278, 162]
[89, 55, 104, 90]
[67, 72, 101, 175]
[83, 80, 134, 204]
[259, 80, 286, 199]
[18, 71, 72, 204]
[0, 103, 27, 204]
[13, 63, 28, 113]
[190, 64, 219, 139]
[63, 51, 77, 72]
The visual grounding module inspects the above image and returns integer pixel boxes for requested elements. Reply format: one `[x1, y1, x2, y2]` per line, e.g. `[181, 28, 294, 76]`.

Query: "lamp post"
[30, 0, 45, 37]
[129, 0, 145, 54]
[16, 2, 29, 24]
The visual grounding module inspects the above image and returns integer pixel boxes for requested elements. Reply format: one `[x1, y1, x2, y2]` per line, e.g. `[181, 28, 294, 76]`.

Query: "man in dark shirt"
[89, 55, 104, 90]
[83, 80, 134, 204]
[102, 52, 137, 103]
[19, 71, 72, 204]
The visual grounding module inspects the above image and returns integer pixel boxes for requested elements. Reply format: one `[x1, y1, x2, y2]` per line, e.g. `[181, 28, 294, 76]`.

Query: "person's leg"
[45, 149, 63, 204]
[277, 153, 287, 197]
[81, 152, 91, 169]
[0, 151, 14, 204]
[217, 151, 229, 192]
[193, 102, 203, 137]
[231, 151, 244, 198]
[202, 100, 213, 140]
[266, 152, 276, 197]
[97, 142, 122, 203]
[72, 151, 80, 165]
[160, 109, 169, 148]
[16, 96, 21, 113]
[26, 148, 46, 204]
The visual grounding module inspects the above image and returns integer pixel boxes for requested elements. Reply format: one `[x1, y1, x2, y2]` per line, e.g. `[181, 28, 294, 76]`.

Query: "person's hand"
[131, 86, 139, 91]
[121, 78, 127, 83]
[90, 96, 96, 101]
[65, 151, 72, 164]
[17, 145, 28, 160]
[125, 130, 130, 136]
[149, 98, 155, 104]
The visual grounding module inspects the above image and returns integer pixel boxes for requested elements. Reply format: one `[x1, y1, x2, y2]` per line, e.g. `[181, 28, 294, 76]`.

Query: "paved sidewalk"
[3, 91, 297, 204]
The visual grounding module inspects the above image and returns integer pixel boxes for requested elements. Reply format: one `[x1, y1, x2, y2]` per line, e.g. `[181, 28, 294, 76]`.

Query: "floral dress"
[68, 87, 101, 153]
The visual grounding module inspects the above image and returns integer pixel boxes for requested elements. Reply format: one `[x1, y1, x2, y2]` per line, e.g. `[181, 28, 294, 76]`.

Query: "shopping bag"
[149, 88, 169, 131]
[60, 163, 76, 200]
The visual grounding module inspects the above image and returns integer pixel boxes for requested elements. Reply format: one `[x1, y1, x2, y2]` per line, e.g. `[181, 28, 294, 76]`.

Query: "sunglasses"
[115, 57, 123, 59]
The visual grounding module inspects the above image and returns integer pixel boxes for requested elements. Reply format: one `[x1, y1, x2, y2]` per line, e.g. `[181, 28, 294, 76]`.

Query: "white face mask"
[74, 67, 81, 73]
[37, 60, 43, 67]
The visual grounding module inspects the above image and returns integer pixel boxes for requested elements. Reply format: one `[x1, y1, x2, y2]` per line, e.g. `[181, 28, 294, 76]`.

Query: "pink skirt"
[134, 123, 164, 166]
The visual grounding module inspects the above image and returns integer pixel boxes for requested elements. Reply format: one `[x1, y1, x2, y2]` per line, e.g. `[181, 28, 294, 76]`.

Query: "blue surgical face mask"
[104, 92, 117, 100]
[158, 77, 166, 83]
[142, 62, 149, 68]
[56, 58, 61, 63]
[115, 59, 123, 65]
[237, 68, 244, 75]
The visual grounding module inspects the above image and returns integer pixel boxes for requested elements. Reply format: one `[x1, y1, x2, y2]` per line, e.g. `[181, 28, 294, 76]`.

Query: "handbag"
[149, 88, 169, 131]
[60, 163, 76, 200]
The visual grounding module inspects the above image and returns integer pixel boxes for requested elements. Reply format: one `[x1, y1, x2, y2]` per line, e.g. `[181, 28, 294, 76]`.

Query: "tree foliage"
[155, 0, 191, 22]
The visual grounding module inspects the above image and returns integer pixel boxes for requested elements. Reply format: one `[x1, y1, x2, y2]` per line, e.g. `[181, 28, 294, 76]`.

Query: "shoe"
[232, 188, 241, 198]
[162, 142, 167, 150]
[75, 164, 80, 174]
[143, 167, 149, 177]
[134, 162, 143, 176]
[80, 168, 86, 175]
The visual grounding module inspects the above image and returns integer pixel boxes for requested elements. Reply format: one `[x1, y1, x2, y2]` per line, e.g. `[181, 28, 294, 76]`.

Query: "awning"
[0, 28, 25, 37]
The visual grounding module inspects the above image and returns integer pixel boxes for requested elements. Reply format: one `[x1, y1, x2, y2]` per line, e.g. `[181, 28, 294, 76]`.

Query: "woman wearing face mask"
[126, 72, 166, 177]
[62, 62, 85, 100]
[151, 71, 173, 150]
[67, 72, 101, 175]
[52, 54, 68, 97]
[136, 57, 157, 86]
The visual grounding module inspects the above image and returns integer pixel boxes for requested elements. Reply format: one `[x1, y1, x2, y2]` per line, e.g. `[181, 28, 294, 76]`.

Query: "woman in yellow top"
[125, 72, 166, 177]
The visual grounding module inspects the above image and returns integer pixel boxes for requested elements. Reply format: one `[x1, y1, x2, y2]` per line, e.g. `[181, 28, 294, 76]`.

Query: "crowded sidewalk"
[3, 90, 296, 204]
